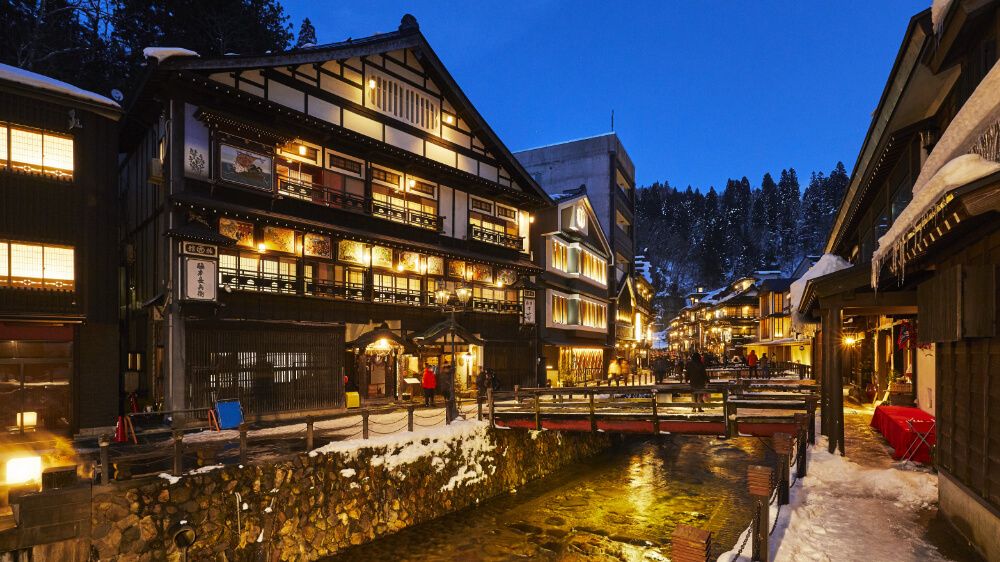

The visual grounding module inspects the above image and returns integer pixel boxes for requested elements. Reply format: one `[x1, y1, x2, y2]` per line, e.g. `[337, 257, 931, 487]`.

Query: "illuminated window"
[580, 300, 607, 329]
[1, 241, 74, 290]
[2, 124, 73, 179]
[552, 240, 568, 272]
[552, 294, 568, 324]
[581, 250, 606, 285]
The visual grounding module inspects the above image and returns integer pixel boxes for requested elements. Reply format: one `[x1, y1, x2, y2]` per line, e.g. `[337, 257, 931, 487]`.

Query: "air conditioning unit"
[148, 158, 164, 183]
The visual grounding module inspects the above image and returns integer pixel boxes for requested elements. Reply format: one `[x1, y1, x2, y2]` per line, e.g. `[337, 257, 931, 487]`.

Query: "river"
[325, 434, 778, 561]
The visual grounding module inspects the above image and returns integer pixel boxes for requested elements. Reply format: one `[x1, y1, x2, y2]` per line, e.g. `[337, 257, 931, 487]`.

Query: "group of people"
[649, 349, 777, 380]
[420, 363, 500, 407]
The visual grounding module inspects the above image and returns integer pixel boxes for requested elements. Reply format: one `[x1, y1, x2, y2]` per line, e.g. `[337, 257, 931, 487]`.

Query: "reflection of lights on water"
[7, 456, 42, 485]
[627, 450, 659, 515]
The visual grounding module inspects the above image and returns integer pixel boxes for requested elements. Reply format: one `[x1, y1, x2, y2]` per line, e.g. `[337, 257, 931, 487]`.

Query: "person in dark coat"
[653, 355, 667, 384]
[686, 352, 709, 412]
[475, 368, 487, 399]
[421, 365, 436, 407]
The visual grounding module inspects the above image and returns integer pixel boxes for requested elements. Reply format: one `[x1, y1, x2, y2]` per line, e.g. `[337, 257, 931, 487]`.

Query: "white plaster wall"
[916, 345, 936, 417]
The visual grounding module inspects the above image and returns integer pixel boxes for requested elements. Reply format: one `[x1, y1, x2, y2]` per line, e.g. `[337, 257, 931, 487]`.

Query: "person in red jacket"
[422, 365, 437, 407]
[747, 350, 758, 379]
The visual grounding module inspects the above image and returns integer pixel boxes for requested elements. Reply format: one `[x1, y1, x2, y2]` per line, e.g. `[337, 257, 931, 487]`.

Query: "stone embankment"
[89, 422, 616, 561]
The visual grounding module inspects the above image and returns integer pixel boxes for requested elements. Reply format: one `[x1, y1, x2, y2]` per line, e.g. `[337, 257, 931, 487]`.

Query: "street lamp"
[435, 280, 473, 420]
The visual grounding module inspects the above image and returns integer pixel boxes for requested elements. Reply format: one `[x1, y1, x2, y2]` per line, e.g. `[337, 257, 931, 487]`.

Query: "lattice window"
[4, 125, 73, 179]
[2, 242, 74, 290]
[552, 240, 568, 272]
[581, 250, 606, 285]
[368, 71, 439, 133]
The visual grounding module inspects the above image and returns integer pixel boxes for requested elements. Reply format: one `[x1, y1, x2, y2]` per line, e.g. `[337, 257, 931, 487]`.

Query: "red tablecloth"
[870, 405, 935, 462]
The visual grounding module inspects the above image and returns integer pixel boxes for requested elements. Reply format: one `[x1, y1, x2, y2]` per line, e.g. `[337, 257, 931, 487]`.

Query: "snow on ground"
[143, 47, 200, 62]
[0, 63, 120, 108]
[717, 436, 947, 562]
[789, 254, 851, 332]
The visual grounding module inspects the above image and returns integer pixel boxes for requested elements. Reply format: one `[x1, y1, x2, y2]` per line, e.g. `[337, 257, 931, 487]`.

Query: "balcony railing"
[469, 224, 522, 249]
[305, 279, 365, 301]
[220, 268, 297, 294]
[469, 297, 521, 314]
[373, 285, 423, 306]
[278, 178, 367, 214]
[371, 201, 443, 231]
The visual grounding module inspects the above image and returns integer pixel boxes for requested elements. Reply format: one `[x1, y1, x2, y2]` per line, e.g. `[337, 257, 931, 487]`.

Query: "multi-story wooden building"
[0, 65, 123, 435]
[796, 3, 1000, 557]
[746, 278, 812, 365]
[515, 133, 638, 356]
[533, 187, 612, 385]
[118, 16, 551, 420]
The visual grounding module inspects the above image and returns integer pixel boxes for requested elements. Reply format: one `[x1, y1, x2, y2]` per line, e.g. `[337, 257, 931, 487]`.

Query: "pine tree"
[798, 172, 827, 256]
[698, 187, 726, 287]
[777, 168, 801, 271]
[295, 17, 317, 48]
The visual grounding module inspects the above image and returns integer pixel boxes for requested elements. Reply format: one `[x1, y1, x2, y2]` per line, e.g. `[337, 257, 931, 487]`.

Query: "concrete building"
[515, 133, 638, 357]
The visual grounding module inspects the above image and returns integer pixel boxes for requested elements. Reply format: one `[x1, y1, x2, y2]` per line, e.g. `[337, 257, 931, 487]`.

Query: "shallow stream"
[326, 434, 778, 561]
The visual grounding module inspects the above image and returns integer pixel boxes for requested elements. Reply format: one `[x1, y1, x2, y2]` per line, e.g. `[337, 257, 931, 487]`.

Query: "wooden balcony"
[278, 177, 367, 213]
[371, 200, 443, 231]
[468, 224, 522, 249]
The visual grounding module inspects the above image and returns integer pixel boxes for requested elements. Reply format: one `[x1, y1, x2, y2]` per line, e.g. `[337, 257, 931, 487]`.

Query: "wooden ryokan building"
[798, 3, 1000, 558]
[118, 15, 552, 421]
[0, 65, 123, 436]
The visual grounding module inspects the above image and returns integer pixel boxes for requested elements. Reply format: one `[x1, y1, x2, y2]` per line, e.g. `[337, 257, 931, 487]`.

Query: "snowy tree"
[295, 17, 317, 48]
[777, 168, 801, 271]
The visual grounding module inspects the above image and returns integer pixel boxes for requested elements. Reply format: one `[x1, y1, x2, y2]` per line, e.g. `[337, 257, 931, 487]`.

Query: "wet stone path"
[325, 435, 777, 561]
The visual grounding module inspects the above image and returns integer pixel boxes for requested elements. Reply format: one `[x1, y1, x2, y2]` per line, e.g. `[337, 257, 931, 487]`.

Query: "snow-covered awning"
[143, 47, 200, 63]
[872, 56, 1000, 284]
[789, 254, 852, 332]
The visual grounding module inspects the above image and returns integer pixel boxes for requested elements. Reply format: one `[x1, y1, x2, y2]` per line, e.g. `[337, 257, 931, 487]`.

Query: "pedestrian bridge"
[485, 381, 817, 440]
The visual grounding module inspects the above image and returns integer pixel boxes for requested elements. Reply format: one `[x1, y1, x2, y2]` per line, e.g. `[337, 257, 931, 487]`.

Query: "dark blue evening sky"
[282, 1, 929, 191]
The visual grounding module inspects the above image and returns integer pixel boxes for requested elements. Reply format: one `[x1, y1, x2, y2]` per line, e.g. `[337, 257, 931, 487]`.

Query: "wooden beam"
[819, 291, 917, 313]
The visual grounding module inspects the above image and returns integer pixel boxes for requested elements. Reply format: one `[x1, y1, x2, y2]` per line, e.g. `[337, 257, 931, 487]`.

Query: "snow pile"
[717, 436, 945, 562]
[339, 468, 356, 478]
[188, 464, 226, 475]
[0, 63, 120, 108]
[158, 473, 181, 485]
[788, 254, 851, 331]
[309, 420, 498, 493]
[143, 47, 200, 62]
[872, 55, 1000, 282]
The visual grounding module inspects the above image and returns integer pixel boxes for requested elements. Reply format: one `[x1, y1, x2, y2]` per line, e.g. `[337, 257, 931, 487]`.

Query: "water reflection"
[325, 435, 776, 561]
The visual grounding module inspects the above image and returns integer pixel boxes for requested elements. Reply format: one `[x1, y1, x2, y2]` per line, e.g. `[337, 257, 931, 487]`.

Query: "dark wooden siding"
[933, 232, 1000, 511]
[0, 89, 121, 431]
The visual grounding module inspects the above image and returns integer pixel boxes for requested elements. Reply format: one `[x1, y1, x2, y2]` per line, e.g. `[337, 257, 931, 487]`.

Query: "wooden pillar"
[672, 524, 712, 562]
[589, 392, 597, 432]
[747, 465, 771, 561]
[99, 434, 111, 486]
[362, 409, 370, 439]
[239, 423, 247, 465]
[830, 306, 845, 456]
[773, 433, 793, 505]
[173, 429, 184, 476]
[407, 405, 415, 431]
[487, 388, 495, 428]
[534, 392, 542, 431]
[305, 416, 314, 451]
[819, 309, 832, 439]
[651, 390, 659, 435]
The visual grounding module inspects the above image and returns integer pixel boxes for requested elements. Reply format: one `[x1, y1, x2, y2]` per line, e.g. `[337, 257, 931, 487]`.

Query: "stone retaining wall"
[89, 422, 616, 561]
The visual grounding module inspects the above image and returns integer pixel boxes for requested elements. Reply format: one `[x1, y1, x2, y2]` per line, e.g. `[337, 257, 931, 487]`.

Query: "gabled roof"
[551, 188, 612, 259]
[131, 15, 551, 206]
[0, 63, 122, 120]
[759, 278, 795, 294]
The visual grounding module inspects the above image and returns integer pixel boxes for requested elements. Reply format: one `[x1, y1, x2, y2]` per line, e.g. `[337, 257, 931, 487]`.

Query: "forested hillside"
[635, 162, 849, 296]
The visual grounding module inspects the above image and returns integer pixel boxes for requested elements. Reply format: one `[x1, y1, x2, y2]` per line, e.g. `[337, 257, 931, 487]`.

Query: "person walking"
[760, 352, 770, 379]
[421, 365, 437, 407]
[747, 349, 758, 379]
[608, 358, 621, 385]
[686, 352, 709, 412]
[653, 355, 667, 384]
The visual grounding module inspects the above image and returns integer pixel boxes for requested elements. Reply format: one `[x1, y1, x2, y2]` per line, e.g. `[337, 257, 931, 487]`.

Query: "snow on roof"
[871, 55, 1000, 282]
[873, 154, 1000, 281]
[932, 0, 955, 33]
[143, 47, 200, 63]
[0, 63, 119, 108]
[789, 254, 851, 332]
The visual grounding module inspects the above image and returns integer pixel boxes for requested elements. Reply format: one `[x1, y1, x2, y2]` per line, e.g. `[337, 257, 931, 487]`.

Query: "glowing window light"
[7, 456, 42, 485]
[16, 411, 37, 428]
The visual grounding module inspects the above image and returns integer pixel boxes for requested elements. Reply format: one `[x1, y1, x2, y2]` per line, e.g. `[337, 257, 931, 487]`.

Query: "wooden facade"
[0, 67, 122, 434]
[118, 17, 551, 420]
[798, 3, 1000, 558]
[532, 189, 613, 385]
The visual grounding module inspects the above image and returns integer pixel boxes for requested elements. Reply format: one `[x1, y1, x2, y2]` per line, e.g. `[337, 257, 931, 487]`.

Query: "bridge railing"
[485, 382, 818, 439]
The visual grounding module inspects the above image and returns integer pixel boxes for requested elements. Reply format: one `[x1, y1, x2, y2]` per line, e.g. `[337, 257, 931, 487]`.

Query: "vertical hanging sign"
[521, 289, 536, 325]
[183, 256, 217, 301]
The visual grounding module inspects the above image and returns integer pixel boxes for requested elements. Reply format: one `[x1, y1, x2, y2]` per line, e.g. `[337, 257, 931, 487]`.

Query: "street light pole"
[449, 307, 457, 421]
